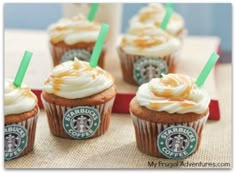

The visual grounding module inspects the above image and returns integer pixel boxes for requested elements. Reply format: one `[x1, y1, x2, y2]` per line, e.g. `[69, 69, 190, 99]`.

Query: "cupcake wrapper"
[117, 48, 177, 86]
[4, 110, 39, 160]
[49, 42, 105, 68]
[42, 96, 115, 139]
[130, 111, 209, 158]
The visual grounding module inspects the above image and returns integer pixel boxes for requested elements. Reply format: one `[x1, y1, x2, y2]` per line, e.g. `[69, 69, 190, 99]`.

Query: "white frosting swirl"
[43, 58, 114, 99]
[48, 14, 101, 45]
[136, 74, 210, 114]
[120, 25, 180, 57]
[130, 3, 185, 35]
[129, 3, 185, 36]
[4, 79, 38, 116]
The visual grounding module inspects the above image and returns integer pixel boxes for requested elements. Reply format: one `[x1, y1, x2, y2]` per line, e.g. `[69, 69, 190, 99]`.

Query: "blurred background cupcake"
[129, 73, 210, 159]
[48, 14, 106, 68]
[129, 3, 186, 40]
[4, 79, 39, 160]
[118, 24, 181, 86]
[41, 58, 116, 139]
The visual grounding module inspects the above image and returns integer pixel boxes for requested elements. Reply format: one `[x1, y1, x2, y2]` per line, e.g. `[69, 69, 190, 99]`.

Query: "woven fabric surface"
[5, 64, 232, 169]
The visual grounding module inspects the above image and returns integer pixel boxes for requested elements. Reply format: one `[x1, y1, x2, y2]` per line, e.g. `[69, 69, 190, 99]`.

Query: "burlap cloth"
[5, 64, 232, 169]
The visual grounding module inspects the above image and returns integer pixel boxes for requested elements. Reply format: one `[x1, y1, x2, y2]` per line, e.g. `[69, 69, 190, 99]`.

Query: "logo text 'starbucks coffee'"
[157, 126, 198, 159]
[61, 49, 91, 63]
[63, 106, 100, 139]
[4, 125, 28, 160]
[133, 57, 168, 85]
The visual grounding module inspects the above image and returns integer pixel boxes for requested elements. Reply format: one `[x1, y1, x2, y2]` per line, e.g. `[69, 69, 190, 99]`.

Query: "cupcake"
[48, 14, 106, 68]
[4, 79, 39, 160]
[129, 3, 186, 40]
[118, 25, 180, 86]
[129, 3, 186, 39]
[129, 73, 210, 159]
[41, 58, 116, 139]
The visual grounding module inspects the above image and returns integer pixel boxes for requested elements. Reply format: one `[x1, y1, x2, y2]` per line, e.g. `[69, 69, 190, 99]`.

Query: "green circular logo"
[63, 106, 100, 139]
[133, 57, 168, 85]
[157, 126, 198, 159]
[61, 49, 91, 63]
[4, 125, 28, 160]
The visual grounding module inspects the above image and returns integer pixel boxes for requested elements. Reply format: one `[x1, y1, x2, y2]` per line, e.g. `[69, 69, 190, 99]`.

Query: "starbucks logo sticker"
[157, 126, 198, 159]
[4, 125, 28, 160]
[61, 49, 91, 63]
[133, 57, 168, 85]
[63, 106, 100, 139]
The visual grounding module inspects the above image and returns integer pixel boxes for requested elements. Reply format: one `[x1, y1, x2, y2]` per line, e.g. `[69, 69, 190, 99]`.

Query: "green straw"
[13, 51, 33, 87]
[160, 6, 173, 30]
[87, 3, 99, 21]
[165, 3, 174, 9]
[195, 52, 220, 87]
[89, 23, 109, 68]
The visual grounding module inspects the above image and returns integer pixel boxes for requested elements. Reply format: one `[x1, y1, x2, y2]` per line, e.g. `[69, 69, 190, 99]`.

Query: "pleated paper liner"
[130, 111, 208, 158]
[41, 95, 115, 139]
[4, 109, 39, 160]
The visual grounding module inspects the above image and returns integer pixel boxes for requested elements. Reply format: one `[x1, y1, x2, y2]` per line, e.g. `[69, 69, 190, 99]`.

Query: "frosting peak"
[136, 74, 210, 114]
[150, 73, 192, 99]
[4, 79, 38, 116]
[43, 58, 114, 99]
[129, 3, 185, 36]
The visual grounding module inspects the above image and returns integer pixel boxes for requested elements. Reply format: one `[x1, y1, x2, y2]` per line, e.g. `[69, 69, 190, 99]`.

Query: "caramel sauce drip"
[54, 25, 100, 32]
[180, 102, 194, 108]
[139, 11, 156, 22]
[121, 38, 127, 48]
[52, 78, 64, 94]
[149, 102, 161, 110]
[154, 22, 161, 27]
[19, 87, 38, 102]
[134, 38, 163, 48]
[149, 101, 194, 110]
[51, 25, 100, 44]
[150, 75, 193, 100]
[46, 59, 113, 94]
[139, 7, 163, 22]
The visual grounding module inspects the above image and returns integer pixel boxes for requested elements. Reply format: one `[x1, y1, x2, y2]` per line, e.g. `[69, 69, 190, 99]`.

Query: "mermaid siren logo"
[157, 126, 198, 159]
[63, 106, 100, 139]
[133, 57, 168, 85]
[4, 125, 28, 160]
[61, 49, 91, 63]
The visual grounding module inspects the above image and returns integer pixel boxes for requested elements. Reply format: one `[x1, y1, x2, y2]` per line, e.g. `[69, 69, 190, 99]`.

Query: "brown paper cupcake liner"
[130, 111, 209, 158]
[4, 110, 39, 160]
[117, 47, 177, 86]
[49, 42, 105, 68]
[42, 96, 115, 139]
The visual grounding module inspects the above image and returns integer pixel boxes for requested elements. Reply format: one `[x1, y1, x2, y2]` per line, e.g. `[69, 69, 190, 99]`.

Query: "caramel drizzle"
[50, 25, 100, 43]
[138, 5, 181, 23]
[150, 74, 193, 100]
[5, 86, 37, 105]
[45, 59, 113, 94]
[149, 101, 194, 110]
[134, 38, 164, 48]
[139, 6, 164, 22]
[54, 25, 100, 32]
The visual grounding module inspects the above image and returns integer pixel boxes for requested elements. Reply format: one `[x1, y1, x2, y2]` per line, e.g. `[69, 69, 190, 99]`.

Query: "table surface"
[4, 30, 232, 168]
